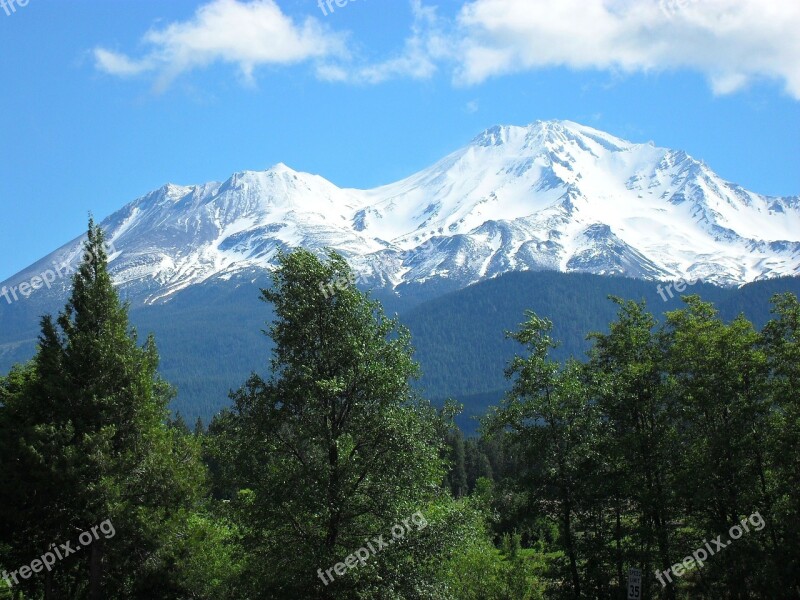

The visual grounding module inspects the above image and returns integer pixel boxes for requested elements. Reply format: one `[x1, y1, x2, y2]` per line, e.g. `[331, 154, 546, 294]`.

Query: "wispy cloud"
[452, 0, 800, 98]
[93, 0, 346, 90]
[317, 0, 450, 84]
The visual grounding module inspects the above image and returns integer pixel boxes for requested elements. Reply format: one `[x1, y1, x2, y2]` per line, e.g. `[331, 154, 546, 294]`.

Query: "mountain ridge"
[2, 120, 798, 306]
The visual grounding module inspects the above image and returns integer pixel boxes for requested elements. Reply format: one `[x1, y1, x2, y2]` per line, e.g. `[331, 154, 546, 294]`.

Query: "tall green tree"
[487, 313, 601, 599]
[0, 221, 207, 599]
[464, 438, 493, 493]
[226, 249, 456, 599]
[588, 298, 679, 600]
[760, 293, 800, 595]
[661, 297, 772, 598]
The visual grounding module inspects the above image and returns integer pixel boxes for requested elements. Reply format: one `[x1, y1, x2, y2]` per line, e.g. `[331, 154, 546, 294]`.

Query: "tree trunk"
[44, 569, 54, 600]
[562, 494, 581, 599]
[89, 540, 103, 600]
[615, 501, 624, 600]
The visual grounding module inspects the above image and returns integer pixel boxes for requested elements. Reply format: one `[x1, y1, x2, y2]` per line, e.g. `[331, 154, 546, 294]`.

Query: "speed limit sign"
[627, 567, 642, 599]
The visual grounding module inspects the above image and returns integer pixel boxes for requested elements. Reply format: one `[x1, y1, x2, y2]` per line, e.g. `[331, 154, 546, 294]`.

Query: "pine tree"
[464, 439, 492, 493]
[444, 428, 468, 497]
[0, 220, 207, 599]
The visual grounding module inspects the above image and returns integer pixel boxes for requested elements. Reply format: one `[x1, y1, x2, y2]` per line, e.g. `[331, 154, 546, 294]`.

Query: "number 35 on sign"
[627, 567, 642, 599]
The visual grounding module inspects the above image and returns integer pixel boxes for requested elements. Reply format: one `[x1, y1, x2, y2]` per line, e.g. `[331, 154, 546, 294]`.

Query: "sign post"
[627, 567, 642, 600]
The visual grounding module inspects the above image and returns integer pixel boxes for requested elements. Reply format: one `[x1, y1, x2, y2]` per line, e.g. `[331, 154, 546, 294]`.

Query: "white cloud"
[94, 0, 346, 88]
[93, 0, 800, 100]
[452, 0, 800, 98]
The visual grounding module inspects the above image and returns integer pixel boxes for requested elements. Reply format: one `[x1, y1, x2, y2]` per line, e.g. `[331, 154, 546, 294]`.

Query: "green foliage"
[758, 293, 800, 594]
[443, 520, 547, 600]
[222, 249, 470, 598]
[0, 220, 208, 599]
[443, 427, 468, 498]
[487, 313, 602, 598]
[486, 292, 800, 599]
[162, 508, 243, 599]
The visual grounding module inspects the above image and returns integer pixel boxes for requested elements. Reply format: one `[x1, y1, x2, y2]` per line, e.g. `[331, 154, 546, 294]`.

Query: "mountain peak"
[265, 162, 296, 175]
[469, 120, 634, 156]
[531, 120, 632, 152]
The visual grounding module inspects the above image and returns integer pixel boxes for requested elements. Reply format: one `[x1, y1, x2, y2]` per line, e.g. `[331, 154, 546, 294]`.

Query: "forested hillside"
[1, 225, 798, 599]
[132, 271, 800, 423]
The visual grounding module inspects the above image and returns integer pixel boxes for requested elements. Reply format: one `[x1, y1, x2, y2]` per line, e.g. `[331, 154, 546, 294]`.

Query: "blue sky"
[0, 0, 798, 281]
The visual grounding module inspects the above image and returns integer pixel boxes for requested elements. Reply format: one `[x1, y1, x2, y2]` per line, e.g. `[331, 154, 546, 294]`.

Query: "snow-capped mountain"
[5, 120, 799, 304]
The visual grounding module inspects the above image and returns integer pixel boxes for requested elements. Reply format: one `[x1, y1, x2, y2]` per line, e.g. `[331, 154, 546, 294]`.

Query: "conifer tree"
[0, 220, 206, 599]
[444, 428, 468, 498]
